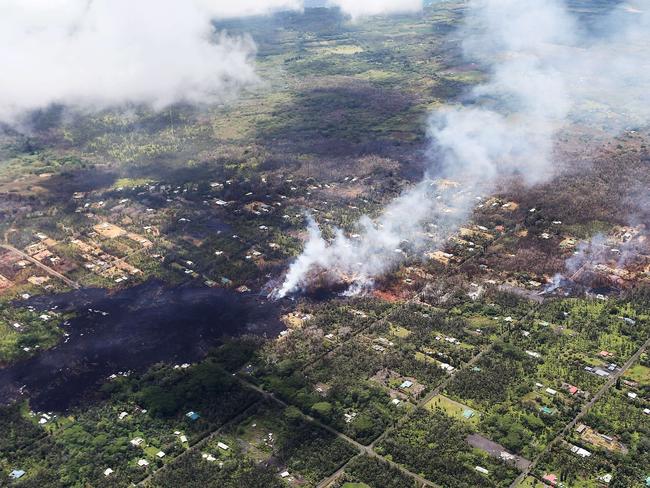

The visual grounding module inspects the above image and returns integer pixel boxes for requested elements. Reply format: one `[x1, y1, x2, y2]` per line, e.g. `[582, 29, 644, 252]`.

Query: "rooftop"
[186, 411, 200, 421]
[10, 470, 26, 479]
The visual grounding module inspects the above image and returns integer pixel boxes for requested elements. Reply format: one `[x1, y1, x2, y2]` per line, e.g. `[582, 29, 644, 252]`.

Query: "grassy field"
[0, 320, 19, 363]
[425, 394, 481, 425]
[624, 363, 650, 386]
[515, 476, 546, 488]
[389, 324, 411, 338]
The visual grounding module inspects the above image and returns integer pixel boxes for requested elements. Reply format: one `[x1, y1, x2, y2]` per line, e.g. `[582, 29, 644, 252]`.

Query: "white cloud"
[0, 0, 432, 122]
[0, 0, 301, 123]
[197, 0, 303, 18]
[326, 0, 422, 19]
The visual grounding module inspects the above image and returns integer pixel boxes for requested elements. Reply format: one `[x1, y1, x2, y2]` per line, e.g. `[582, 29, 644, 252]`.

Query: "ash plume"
[277, 0, 650, 298]
[0, 0, 301, 124]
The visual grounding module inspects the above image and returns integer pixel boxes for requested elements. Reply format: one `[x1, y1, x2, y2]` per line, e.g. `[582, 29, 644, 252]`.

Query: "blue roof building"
[186, 411, 200, 421]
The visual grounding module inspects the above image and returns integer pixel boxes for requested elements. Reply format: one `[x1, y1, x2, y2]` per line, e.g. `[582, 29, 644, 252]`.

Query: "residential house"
[186, 411, 200, 421]
[10, 470, 26, 480]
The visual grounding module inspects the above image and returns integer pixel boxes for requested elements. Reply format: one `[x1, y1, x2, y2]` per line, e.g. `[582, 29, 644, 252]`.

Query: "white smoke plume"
[0, 0, 301, 124]
[276, 179, 473, 297]
[326, 0, 423, 19]
[277, 0, 650, 298]
[542, 234, 609, 295]
[544, 226, 649, 294]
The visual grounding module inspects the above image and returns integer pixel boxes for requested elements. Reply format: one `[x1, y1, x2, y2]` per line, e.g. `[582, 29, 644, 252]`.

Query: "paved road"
[509, 335, 650, 488]
[369, 344, 492, 451]
[238, 376, 439, 488]
[137, 400, 263, 486]
[303, 225, 521, 376]
[24, 223, 521, 488]
[312, 226, 525, 486]
[370, 289, 545, 452]
[0, 243, 80, 289]
[316, 456, 359, 488]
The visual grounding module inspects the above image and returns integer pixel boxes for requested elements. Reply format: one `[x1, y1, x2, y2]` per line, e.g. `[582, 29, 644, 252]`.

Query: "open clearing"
[425, 394, 480, 425]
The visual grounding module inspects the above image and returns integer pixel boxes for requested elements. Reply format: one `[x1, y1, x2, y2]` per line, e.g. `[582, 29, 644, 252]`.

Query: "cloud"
[326, 0, 422, 19]
[0, 0, 301, 123]
[0, 0, 434, 123]
[197, 0, 303, 18]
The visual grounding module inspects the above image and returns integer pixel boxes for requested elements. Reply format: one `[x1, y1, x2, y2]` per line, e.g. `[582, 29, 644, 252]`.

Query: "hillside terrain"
[0, 2, 649, 488]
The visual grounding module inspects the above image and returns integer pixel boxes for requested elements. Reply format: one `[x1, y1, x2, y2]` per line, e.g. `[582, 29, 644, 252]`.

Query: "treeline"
[335, 455, 417, 488]
[377, 409, 518, 488]
[146, 452, 283, 488]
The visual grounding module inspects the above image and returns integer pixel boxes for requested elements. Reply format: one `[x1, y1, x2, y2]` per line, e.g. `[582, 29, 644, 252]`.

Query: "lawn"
[466, 315, 497, 329]
[515, 476, 546, 488]
[233, 413, 276, 463]
[0, 320, 19, 361]
[316, 45, 365, 55]
[624, 363, 650, 386]
[112, 177, 154, 189]
[425, 394, 481, 425]
[414, 351, 437, 364]
[389, 324, 411, 338]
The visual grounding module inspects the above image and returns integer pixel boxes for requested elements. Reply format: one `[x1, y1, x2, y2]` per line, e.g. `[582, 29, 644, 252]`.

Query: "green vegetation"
[0, 301, 69, 364]
[229, 403, 356, 484]
[335, 456, 416, 488]
[377, 409, 519, 487]
[146, 452, 284, 488]
[426, 395, 481, 425]
[1, 3, 649, 488]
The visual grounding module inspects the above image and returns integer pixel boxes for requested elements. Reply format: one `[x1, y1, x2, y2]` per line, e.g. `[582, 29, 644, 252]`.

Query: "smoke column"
[276, 0, 650, 298]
